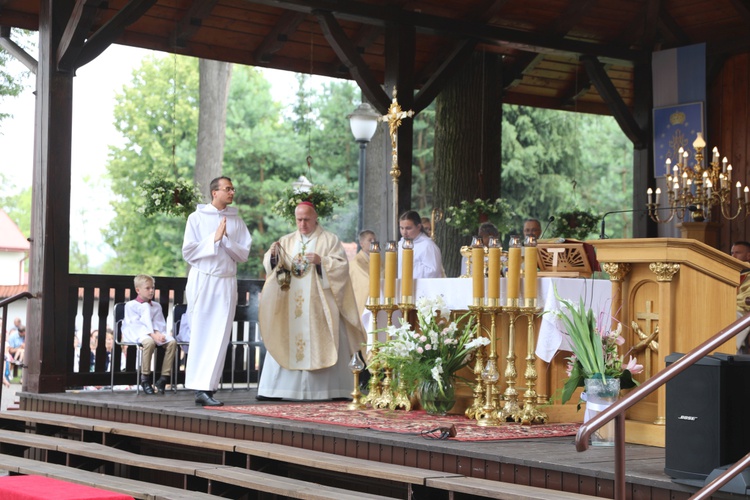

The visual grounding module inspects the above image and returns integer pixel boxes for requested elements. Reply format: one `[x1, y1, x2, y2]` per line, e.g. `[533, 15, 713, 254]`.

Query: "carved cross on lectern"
[378, 87, 414, 240]
[632, 300, 660, 378]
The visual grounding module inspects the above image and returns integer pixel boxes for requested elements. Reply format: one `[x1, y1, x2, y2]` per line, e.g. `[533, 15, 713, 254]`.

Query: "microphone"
[539, 216, 555, 239]
[599, 205, 699, 239]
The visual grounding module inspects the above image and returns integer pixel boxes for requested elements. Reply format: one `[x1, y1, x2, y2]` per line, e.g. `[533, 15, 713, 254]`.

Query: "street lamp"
[348, 102, 380, 235]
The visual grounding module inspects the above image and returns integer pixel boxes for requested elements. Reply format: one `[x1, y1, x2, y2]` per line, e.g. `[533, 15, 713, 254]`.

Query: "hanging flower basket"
[272, 184, 343, 223]
[138, 176, 202, 218]
[445, 198, 515, 237]
[553, 210, 601, 240]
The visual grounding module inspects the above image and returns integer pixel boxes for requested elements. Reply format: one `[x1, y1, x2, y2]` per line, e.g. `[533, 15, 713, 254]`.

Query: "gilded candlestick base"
[389, 375, 411, 411]
[347, 372, 366, 410]
[476, 304, 506, 426]
[363, 302, 383, 407]
[373, 368, 395, 409]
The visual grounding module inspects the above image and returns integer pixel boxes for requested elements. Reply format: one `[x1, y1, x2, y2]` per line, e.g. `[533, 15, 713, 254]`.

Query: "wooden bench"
[0, 427, 395, 500]
[0, 410, 601, 500]
[426, 476, 602, 500]
[0, 454, 217, 500]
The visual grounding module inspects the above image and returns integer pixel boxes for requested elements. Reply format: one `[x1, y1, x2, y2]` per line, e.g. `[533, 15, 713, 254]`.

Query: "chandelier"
[647, 133, 749, 223]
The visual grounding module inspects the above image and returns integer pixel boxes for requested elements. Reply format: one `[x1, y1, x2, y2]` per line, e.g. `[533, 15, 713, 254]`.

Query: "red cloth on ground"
[0, 475, 134, 500]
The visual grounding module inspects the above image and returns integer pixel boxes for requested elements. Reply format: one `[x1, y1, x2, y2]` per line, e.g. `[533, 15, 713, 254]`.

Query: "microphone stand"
[599, 206, 697, 239]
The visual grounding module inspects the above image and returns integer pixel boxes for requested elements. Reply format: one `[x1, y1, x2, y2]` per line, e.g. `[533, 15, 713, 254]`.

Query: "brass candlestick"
[502, 302, 522, 421]
[464, 304, 485, 419]
[476, 304, 506, 426]
[347, 353, 366, 410]
[518, 299, 547, 425]
[363, 298, 383, 407]
[373, 300, 398, 409]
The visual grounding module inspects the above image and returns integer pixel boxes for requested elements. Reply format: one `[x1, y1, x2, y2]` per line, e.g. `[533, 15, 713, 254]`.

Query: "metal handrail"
[0, 291, 34, 405]
[574, 312, 750, 500]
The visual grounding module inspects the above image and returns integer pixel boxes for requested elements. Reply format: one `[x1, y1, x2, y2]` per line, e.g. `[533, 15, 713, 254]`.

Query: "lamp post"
[348, 103, 379, 235]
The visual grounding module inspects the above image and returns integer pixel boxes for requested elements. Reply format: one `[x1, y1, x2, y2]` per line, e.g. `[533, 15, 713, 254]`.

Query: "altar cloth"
[0, 475, 134, 500]
[361, 276, 612, 362]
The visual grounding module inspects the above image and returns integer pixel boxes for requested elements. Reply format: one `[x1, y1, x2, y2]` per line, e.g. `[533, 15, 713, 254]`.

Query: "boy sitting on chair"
[122, 274, 177, 394]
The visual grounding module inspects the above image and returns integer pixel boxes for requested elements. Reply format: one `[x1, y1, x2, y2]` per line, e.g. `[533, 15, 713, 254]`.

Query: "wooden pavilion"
[1, 2, 750, 498]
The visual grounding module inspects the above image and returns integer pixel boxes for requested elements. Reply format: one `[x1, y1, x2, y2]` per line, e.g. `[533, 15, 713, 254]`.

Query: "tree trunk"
[434, 52, 503, 277]
[195, 59, 232, 201]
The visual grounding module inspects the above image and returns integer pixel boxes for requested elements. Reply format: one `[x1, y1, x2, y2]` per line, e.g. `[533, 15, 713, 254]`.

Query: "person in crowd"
[122, 274, 177, 394]
[421, 217, 432, 238]
[523, 218, 542, 241]
[398, 210, 444, 279]
[89, 329, 98, 372]
[257, 201, 366, 400]
[349, 229, 376, 318]
[731, 241, 750, 353]
[182, 176, 252, 406]
[6, 325, 25, 365]
[459, 222, 500, 276]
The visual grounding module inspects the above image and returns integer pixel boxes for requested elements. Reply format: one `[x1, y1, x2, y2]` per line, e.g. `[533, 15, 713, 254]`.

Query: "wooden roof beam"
[74, 0, 157, 70]
[414, 38, 477, 113]
[581, 54, 647, 147]
[502, 52, 544, 89]
[559, 62, 604, 108]
[729, 0, 750, 26]
[253, 11, 306, 64]
[170, 0, 219, 49]
[249, 0, 644, 64]
[314, 9, 389, 113]
[656, 4, 691, 48]
[0, 25, 37, 73]
[57, 0, 102, 73]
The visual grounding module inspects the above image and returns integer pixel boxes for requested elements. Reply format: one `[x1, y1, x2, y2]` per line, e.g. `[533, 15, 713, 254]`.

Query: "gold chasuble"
[259, 225, 366, 370]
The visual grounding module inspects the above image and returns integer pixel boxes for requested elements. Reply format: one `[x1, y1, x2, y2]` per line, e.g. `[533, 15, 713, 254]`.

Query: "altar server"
[257, 201, 366, 400]
[350, 229, 376, 318]
[397, 210, 444, 279]
[182, 176, 252, 407]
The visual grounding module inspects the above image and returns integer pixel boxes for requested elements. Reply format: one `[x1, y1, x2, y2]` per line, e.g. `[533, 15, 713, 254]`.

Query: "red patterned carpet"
[208, 402, 580, 442]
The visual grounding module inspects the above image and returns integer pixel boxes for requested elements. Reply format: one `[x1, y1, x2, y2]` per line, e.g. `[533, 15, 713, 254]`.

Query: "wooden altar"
[363, 277, 612, 424]
[591, 238, 747, 447]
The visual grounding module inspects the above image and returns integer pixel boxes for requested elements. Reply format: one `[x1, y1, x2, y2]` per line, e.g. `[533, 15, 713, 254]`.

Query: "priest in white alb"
[397, 210, 444, 278]
[257, 201, 366, 400]
[182, 176, 252, 407]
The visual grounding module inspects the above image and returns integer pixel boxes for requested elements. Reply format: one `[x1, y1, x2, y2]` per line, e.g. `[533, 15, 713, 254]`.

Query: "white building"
[0, 209, 29, 331]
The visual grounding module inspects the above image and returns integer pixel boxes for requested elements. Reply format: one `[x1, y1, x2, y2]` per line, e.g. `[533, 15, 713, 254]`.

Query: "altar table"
[0, 475, 134, 500]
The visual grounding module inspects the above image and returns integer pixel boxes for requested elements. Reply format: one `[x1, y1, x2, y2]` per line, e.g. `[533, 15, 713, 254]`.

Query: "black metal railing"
[575, 313, 750, 500]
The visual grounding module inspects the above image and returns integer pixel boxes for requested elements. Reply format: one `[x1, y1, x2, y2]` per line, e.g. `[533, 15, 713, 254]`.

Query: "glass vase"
[419, 377, 456, 416]
[584, 377, 620, 447]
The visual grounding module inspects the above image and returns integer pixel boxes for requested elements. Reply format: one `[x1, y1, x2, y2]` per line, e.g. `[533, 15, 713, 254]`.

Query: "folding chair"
[172, 303, 190, 392]
[231, 293, 265, 390]
[112, 302, 145, 393]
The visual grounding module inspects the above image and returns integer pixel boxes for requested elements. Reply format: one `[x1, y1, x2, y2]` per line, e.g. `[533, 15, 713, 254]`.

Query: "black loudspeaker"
[664, 353, 750, 481]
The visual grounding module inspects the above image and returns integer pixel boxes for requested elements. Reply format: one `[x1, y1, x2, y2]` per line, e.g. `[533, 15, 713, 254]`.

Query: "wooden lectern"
[591, 238, 746, 447]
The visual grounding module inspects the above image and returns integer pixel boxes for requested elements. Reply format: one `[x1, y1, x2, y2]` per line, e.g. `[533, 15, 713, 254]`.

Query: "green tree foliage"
[499, 105, 632, 239]
[102, 55, 200, 276]
[102, 59, 360, 279]
[0, 28, 29, 124]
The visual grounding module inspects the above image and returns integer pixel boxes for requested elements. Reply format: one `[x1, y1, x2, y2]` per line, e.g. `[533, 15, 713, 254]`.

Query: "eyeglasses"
[215, 187, 236, 193]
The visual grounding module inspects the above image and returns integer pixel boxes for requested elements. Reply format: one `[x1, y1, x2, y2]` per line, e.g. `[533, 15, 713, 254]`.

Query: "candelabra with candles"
[647, 133, 750, 223]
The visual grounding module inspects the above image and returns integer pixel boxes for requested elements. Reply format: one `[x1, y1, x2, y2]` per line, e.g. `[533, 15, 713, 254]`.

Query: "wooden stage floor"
[14, 386, 704, 499]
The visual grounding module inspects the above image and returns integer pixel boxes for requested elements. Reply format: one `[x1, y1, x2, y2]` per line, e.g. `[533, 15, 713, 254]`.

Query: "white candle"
[706, 180, 712, 198]
[647, 187, 653, 204]
[713, 147, 719, 163]
[655, 187, 661, 205]
[678, 147, 684, 167]
[728, 164, 733, 184]
[722, 157, 728, 173]
[737, 181, 742, 199]
[665, 158, 671, 177]
[745, 186, 749, 204]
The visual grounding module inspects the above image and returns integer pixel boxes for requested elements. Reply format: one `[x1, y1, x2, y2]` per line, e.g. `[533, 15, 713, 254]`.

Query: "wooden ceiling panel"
[1, 0, 748, 116]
